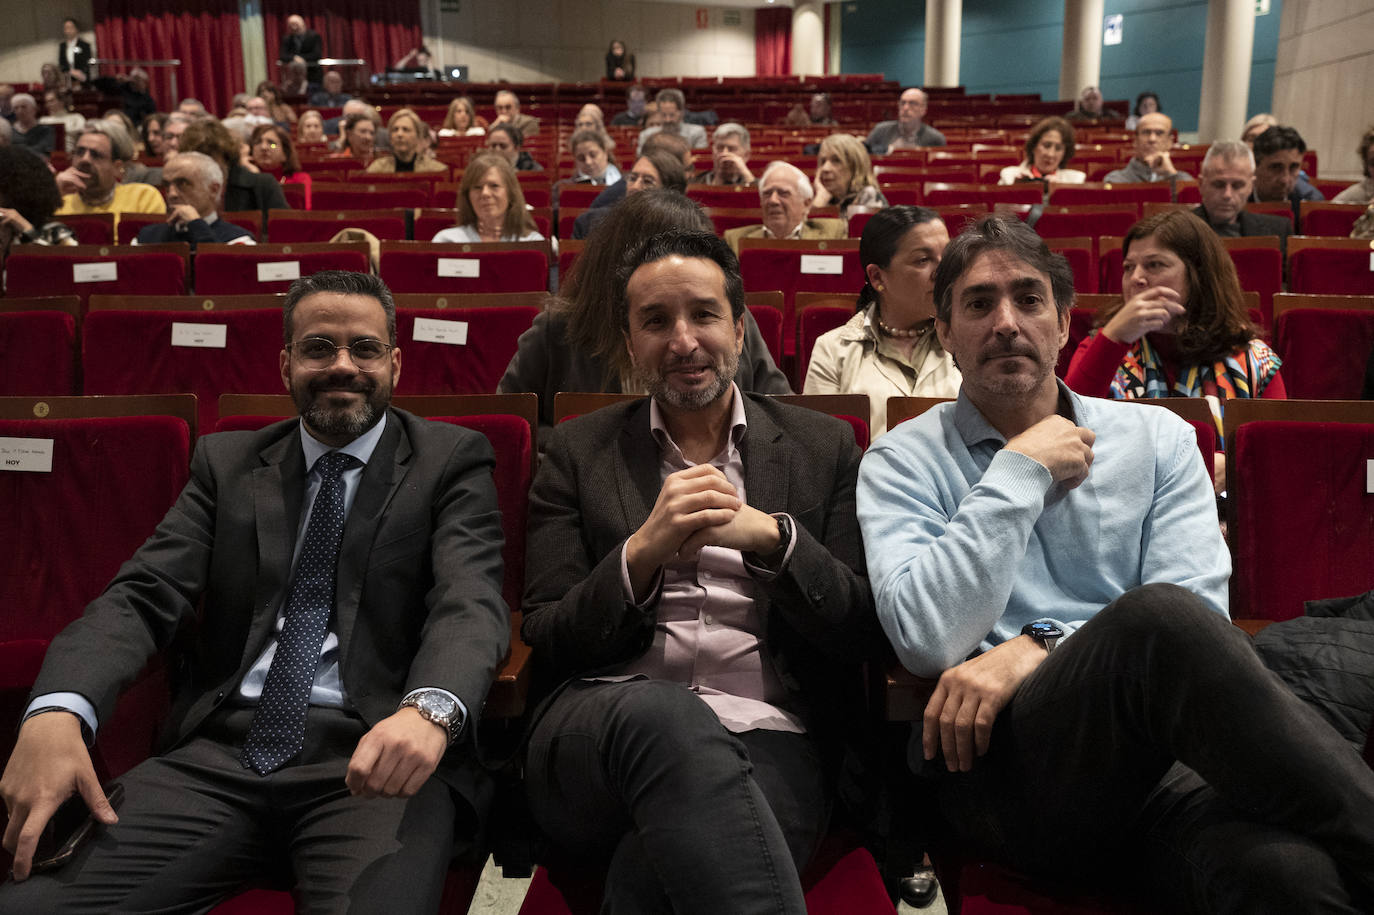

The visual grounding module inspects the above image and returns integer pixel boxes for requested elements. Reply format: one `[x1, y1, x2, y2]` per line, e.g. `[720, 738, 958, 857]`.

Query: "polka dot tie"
[241, 451, 356, 775]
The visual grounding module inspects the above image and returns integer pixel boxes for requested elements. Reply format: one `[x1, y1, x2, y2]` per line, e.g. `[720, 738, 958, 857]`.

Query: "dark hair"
[142, 112, 169, 149]
[250, 122, 301, 175]
[178, 118, 240, 176]
[615, 229, 745, 334]
[283, 271, 396, 346]
[0, 146, 63, 231]
[1252, 125, 1307, 160]
[488, 122, 523, 148]
[1103, 209, 1258, 364]
[655, 88, 686, 111]
[642, 130, 690, 166]
[556, 191, 713, 379]
[607, 40, 627, 56]
[63, 18, 80, 29]
[857, 206, 943, 310]
[1024, 116, 1076, 169]
[1133, 92, 1160, 117]
[933, 215, 1075, 323]
[1357, 125, 1374, 178]
[638, 149, 687, 194]
[626, 83, 646, 100]
[341, 111, 375, 150]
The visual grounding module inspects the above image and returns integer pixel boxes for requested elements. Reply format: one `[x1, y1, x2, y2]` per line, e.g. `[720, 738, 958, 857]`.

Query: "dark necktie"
[241, 450, 356, 775]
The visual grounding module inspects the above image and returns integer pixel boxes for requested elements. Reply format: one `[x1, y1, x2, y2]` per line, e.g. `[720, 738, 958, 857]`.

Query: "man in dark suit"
[134, 151, 255, 248]
[1194, 139, 1291, 260]
[0, 271, 509, 912]
[279, 14, 324, 87]
[57, 19, 92, 86]
[520, 229, 881, 912]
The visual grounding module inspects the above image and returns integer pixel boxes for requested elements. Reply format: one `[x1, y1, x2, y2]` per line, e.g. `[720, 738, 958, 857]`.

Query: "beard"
[291, 368, 391, 440]
[635, 347, 739, 412]
[972, 337, 1054, 396]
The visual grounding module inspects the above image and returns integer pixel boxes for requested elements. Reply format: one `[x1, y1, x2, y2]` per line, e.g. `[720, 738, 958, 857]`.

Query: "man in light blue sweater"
[857, 215, 1374, 912]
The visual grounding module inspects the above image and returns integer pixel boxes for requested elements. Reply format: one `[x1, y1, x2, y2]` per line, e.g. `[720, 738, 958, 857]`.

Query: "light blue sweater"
[857, 383, 1230, 679]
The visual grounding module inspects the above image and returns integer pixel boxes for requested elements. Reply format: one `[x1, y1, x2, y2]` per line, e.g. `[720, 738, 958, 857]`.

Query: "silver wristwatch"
[399, 689, 464, 745]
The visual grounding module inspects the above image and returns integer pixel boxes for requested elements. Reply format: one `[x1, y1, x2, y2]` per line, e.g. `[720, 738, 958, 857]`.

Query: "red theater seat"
[4, 244, 188, 312]
[1047, 182, 1170, 207]
[1034, 205, 1138, 239]
[1045, 236, 1096, 293]
[394, 306, 539, 396]
[311, 181, 432, 210]
[1289, 237, 1374, 295]
[379, 241, 551, 294]
[1299, 202, 1365, 237]
[61, 212, 115, 245]
[265, 208, 407, 243]
[922, 183, 1044, 207]
[0, 297, 81, 395]
[737, 239, 863, 356]
[1272, 294, 1374, 400]
[796, 294, 855, 388]
[193, 242, 371, 295]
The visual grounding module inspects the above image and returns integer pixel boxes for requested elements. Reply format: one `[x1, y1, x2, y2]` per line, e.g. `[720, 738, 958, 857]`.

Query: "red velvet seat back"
[379, 248, 550, 294]
[797, 304, 852, 388]
[1274, 309, 1374, 399]
[0, 311, 76, 395]
[266, 211, 407, 243]
[1232, 421, 1374, 620]
[4, 251, 186, 309]
[1290, 248, 1374, 296]
[746, 304, 784, 371]
[82, 310, 286, 433]
[395, 306, 539, 395]
[1035, 206, 1138, 240]
[1224, 247, 1282, 327]
[193, 248, 370, 295]
[1299, 204, 1364, 237]
[61, 213, 116, 245]
[1055, 307, 1099, 378]
[1048, 182, 1170, 206]
[737, 247, 863, 356]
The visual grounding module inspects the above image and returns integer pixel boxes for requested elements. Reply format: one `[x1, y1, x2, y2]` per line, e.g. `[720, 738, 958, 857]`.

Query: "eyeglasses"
[287, 337, 394, 371]
[73, 146, 112, 162]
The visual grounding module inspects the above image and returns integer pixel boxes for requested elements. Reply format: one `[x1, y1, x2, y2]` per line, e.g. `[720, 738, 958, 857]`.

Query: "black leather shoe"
[899, 866, 939, 908]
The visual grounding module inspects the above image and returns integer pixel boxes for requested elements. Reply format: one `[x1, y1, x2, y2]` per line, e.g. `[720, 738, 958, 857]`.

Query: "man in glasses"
[133, 151, 255, 248]
[0, 271, 509, 913]
[54, 119, 165, 232]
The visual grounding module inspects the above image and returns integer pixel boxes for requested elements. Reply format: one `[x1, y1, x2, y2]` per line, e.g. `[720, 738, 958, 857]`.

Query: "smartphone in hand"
[28, 782, 125, 874]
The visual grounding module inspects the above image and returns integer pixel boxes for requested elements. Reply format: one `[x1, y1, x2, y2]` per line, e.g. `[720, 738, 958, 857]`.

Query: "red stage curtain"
[93, 0, 244, 119]
[261, 0, 422, 86]
[755, 8, 793, 77]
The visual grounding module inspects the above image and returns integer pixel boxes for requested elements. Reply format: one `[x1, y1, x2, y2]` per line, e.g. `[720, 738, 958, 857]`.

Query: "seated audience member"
[40, 89, 84, 153]
[279, 13, 323, 84]
[576, 150, 687, 239]
[636, 88, 708, 152]
[162, 112, 193, 154]
[0, 269, 508, 911]
[1000, 116, 1085, 186]
[330, 111, 378, 165]
[134, 151, 255, 248]
[610, 84, 648, 127]
[1065, 85, 1122, 122]
[1241, 112, 1279, 146]
[296, 109, 326, 145]
[179, 118, 289, 215]
[178, 99, 209, 119]
[723, 161, 845, 254]
[0, 145, 76, 249]
[857, 214, 1374, 915]
[1251, 125, 1324, 228]
[492, 89, 539, 138]
[392, 46, 441, 78]
[1333, 126, 1374, 205]
[39, 62, 64, 95]
[309, 70, 352, 109]
[55, 121, 166, 228]
[366, 109, 446, 174]
[794, 92, 839, 127]
[10, 94, 55, 158]
[242, 96, 275, 130]
[520, 227, 877, 915]
[103, 109, 144, 156]
[142, 112, 169, 157]
[573, 104, 605, 133]
[439, 96, 486, 137]
[698, 122, 755, 186]
[1124, 91, 1160, 131]
[805, 206, 958, 436]
[502, 190, 789, 432]
[1104, 112, 1190, 183]
[57, 17, 92, 86]
[567, 128, 620, 184]
[92, 68, 157, 125]
[604, 39, 634, 81]
[256, 81, 297, 127]
[485, 123, 541, 171]
[280, 59, 310, 97]
[813, 133, 887, 219]
[571, 132, 693, 239]
[1193, 139, 1290, 258]
[251, 123, 312, 209]
[431, 151, 542, 243]
[866, 88, 946, 154]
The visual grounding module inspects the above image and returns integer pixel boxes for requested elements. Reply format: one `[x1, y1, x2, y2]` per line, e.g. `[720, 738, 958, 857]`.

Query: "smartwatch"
[1021, 621, 1064, 654]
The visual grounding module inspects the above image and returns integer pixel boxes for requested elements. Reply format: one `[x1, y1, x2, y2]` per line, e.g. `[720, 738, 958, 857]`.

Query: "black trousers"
[525, 679, 831, 915]
[927, 583, 1374, 914]
[0, 707, 460, 915]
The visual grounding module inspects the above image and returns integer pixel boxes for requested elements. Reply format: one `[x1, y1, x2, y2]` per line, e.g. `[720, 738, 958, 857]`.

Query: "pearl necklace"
[877, 315, 932, 339]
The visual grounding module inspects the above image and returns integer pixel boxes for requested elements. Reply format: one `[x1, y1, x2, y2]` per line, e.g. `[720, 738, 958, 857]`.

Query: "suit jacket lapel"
[244, 424, 306, 669]
[615, 400, 662, 537]
[741, 396, 790, 513]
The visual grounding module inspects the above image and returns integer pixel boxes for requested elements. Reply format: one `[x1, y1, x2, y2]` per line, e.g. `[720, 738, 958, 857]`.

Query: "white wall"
[423, 0, 758, 84]
[0, 1, 96, 85]
[1271, 0, 1374, 182]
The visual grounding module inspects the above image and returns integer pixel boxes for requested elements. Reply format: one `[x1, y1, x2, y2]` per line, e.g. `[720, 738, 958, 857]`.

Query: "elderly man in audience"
[637, 88, 708, 152]
[723, 161, 845, 255]
[134, 151, 255, 248]
[279, 13, 324, 85]
[1251, 125, 1323, 228]
[698, 123, 756, 186]
[9, 94, 54, 158]
[521, 227, 880, 914]
[55, 121, 166, 228]
[310, 71, 351, 109]
[858, 214, 1374, 914]
[1194, 140, 1290, 257]
[493, 89, 539, 139]
[1065, 86, 1121, 121]
[1104, 112, 1189, 183]
[866, 88, 946, 154]
[611, 84, 649, 127]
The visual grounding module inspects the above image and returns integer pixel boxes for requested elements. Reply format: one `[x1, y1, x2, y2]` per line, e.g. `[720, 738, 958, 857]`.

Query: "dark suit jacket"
[520, 394, 882, 747]
[58, 38, 92, 80]
[226, 163, 289, 214]
[33, 409, 510, 814]
[1193, 204, 1291, 262]
[280, 29, 324, 83]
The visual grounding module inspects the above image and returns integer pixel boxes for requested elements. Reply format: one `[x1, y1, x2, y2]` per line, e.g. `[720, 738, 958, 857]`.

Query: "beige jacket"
[365, 153, 448, 174]
[723, 218, 847, 256]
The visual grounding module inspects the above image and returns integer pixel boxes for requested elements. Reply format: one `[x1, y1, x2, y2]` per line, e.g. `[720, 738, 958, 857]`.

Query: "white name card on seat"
[0, 437, 54, 473]
[800, 254, 843, 275]
[171, 322, 228, 349]
[412, 317, 469, 345]
[1368, 459, 1373, 494]
[73, 262, 117, 283]
[437, 258, 480, 278]
[257, 261, 300, 282]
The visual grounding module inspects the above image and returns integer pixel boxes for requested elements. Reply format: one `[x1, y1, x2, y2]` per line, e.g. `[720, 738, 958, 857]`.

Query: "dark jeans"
[525, 678, 831, 915]
[0, 707, 459, 915]
[927, 583, 1374, 914]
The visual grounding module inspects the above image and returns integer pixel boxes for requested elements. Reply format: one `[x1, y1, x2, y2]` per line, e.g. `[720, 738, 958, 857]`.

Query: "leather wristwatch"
[399, 689, 464, 744]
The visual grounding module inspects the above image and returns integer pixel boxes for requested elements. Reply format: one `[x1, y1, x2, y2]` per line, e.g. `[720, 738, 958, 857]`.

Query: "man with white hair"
[699, 123, 756, 186]
[279, 14, 324, 85]
[867, 88, 946, 154]
[134, 151, 255, 248]
[1066, 86, 1122, 122]
[1194, 140, 1290, 256]
[55, 120, 166, 229]
[723, 161, 846, 254]
[9, 94, 54, 158]
[493, 89, 539, 138]
[310, 71, 351, 108]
